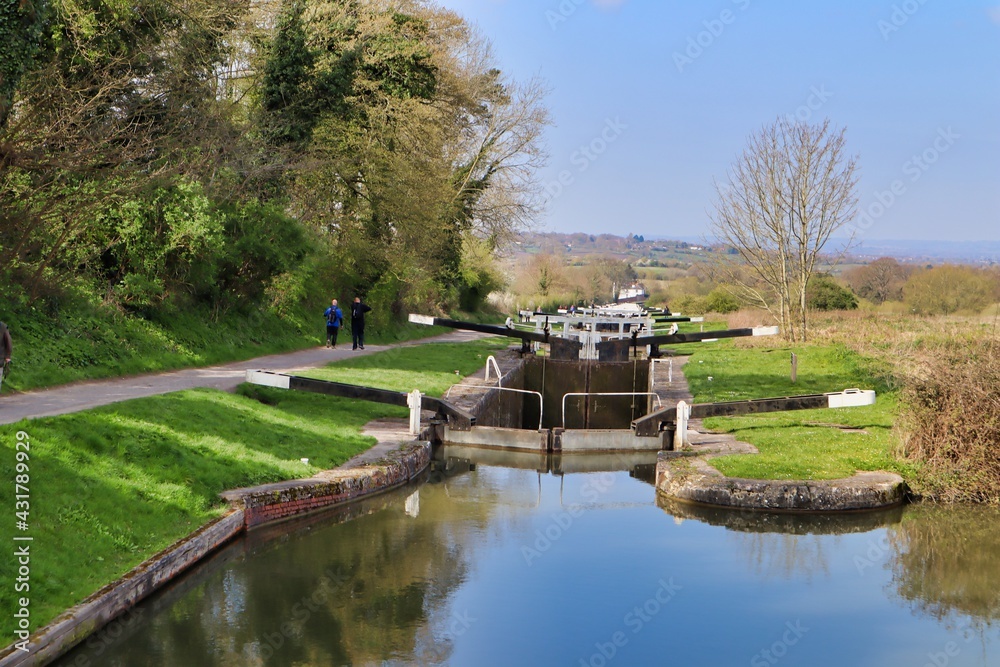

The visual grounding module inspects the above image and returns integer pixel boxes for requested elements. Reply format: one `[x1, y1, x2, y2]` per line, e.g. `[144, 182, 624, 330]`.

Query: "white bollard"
[674, 400, 690, 450]
[408, 389, 423, 436]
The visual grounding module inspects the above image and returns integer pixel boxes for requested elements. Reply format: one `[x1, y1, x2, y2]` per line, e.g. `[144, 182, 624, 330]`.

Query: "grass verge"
[0, 294, 451, 393]
[0, 336, 508, 637]
[683, 340, 914, 481]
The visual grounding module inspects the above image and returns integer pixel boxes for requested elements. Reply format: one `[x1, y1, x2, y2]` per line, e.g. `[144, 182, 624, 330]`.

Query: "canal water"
[56, 448, 1000, 666]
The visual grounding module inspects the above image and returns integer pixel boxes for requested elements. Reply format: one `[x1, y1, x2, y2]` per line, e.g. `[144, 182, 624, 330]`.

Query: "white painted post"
[674, 400, 690, 450]
[668, 359, 673, 384]
[408, 390, 423, 436]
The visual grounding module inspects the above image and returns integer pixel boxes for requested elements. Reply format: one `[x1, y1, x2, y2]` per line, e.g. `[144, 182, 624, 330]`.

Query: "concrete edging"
[655, 455, 907, 511]
[0, 511, 245, 667]
[1, 441, 432, 666]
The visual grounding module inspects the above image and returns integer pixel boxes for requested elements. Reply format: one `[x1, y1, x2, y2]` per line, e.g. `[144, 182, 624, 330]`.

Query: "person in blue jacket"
[323, 299, 343, 348]
[350, 297, 372, 350]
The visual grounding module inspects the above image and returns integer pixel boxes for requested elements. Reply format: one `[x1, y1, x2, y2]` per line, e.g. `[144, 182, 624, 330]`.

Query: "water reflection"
[656, 496, 906, 535]
[658, 497, 906, 582]
[659, 496, 1000, 630]
[57, 473, 524, 667]
[887, 504, 1000, 624]
[55, 453, 1000, 667]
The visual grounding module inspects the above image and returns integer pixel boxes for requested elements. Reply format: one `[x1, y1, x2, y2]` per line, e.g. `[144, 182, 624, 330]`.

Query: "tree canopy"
[0, 0, 548, 322]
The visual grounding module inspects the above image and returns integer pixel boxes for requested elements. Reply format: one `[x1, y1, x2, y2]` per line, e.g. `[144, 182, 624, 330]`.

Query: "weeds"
[897, 341, 1000, 503]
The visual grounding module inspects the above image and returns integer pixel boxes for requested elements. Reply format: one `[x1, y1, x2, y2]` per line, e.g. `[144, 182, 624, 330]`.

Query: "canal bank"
[48, 449, 1000, 667]
[0, 437, 432, 667]
[0, 337, 508, 666]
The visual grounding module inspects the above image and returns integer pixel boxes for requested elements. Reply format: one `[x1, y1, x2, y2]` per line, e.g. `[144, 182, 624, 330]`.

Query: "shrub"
[807, 275, 858, 311]
[672, 294, 708, 316]
[898, 340, 1000, 503]
[705, 287, 740, 314]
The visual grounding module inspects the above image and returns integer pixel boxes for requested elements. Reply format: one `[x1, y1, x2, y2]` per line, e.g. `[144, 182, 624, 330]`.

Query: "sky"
[436, 0, 1000, 242]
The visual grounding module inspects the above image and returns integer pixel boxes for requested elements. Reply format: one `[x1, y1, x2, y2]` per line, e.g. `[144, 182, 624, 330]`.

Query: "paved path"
[0, 330, 487, 425]
[652, 355, 757, 456]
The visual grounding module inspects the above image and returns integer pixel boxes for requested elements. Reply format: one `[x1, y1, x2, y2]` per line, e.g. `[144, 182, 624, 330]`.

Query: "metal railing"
[485, 355, 503, 386]
[445, 384, 544, 431]
[650, 357, 673, 386]
[562, 392, 662, 428]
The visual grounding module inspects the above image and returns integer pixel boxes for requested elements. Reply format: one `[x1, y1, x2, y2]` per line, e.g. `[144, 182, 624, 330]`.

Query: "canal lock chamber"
[441, 355, 672, 453]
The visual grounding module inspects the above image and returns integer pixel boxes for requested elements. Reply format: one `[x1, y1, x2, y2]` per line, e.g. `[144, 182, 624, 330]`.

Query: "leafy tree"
[1, 0, 548, 325]
[1, 0, 253, 300]
[0, 0, 47, 128]
[705, 287, 740, 314]
[903, 265, 996, 315]
[806, 275, 858, 311]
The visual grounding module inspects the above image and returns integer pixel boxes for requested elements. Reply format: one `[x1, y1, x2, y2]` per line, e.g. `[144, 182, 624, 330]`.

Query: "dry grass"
[722, 309, 1000, 502]
[896, 340, 1000, 503]
[809, 312, 1000, 502]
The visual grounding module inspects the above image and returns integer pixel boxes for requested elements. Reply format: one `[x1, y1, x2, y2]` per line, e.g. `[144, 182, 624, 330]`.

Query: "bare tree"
[843, 257, 911, 304]
[710, 118, 858, 340]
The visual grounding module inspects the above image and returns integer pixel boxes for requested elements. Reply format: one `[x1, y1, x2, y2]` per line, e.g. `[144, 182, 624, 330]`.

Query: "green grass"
[683, 341, 913, 481]
[657, 319, 730, 356]
[0, 292, 452, 393]
[0, 336, 508, 637]
[296, 338, 509, 396]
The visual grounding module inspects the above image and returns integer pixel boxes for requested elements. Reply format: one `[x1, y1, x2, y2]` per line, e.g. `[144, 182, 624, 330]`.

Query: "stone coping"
[655, 454, 907, 512]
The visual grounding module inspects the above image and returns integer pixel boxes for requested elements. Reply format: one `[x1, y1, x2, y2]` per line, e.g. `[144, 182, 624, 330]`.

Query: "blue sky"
[437, 0, 1000, 242]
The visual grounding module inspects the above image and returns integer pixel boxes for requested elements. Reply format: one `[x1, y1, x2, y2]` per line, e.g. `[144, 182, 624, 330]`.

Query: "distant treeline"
[0, 0, 547, 323]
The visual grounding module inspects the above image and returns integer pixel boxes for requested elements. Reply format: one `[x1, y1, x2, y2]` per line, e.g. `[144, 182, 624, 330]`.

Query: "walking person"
[350, 297, 372, 350]
[323, 299, 343, 348]
[0, 320, 12, 393]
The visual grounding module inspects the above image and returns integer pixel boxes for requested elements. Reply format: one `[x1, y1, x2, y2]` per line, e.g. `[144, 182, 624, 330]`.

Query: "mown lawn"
[0, 337, 508, 637]
[682, 341, 914, 481]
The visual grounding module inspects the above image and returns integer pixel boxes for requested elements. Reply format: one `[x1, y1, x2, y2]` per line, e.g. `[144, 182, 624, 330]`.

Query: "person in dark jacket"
[350, 297, 372, 350]
[323, 299, 343, 348]
[0, 321, 11, 392]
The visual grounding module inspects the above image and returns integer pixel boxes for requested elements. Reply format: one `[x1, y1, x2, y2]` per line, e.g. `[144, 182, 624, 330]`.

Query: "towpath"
[651, 355, 757, 456]
[0, 330, 486, 425]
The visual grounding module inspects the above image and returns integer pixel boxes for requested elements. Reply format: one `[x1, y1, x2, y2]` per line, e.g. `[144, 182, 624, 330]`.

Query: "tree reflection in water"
[659, 496, 1000, 629]
[657, 496, 905, 582]
[56, 462, 536, 667]
[887, 504, 1000, 625]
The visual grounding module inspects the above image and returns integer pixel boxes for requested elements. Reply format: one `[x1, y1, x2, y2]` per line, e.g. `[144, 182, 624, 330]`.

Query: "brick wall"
[223, 442, 431, 529]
